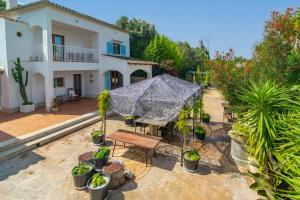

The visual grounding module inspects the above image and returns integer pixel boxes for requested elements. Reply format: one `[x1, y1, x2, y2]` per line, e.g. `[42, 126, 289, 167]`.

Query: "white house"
[0, 0, 155, 113]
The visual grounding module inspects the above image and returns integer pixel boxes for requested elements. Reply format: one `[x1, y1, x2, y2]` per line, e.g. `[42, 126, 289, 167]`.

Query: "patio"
[0, 99, 97, 142]
[0, 88, 257, 200]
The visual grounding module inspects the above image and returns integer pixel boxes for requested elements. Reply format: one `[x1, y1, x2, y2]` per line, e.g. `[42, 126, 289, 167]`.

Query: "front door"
[73, 74, 82, 97]
[52, 34, 65, 61]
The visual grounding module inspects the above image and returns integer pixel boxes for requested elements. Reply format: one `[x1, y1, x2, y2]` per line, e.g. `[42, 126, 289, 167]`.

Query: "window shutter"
[104, 71, 111, 90]
[120, 44, 126, 56]
[107, 41, 113, 54]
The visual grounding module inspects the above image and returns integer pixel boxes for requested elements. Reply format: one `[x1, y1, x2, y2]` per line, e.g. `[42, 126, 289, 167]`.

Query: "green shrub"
[227, 122, 248, 144]
[184, 149, 200, 161]
[195, 125, 206, 135]
[93, 147, 110, 159]
[91, 173, 106, 188]
[91, 130, 104, 138]
[72, 162, 92, 176]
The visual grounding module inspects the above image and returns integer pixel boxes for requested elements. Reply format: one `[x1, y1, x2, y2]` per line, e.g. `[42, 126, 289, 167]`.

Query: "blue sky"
[23, 0, 300, 58]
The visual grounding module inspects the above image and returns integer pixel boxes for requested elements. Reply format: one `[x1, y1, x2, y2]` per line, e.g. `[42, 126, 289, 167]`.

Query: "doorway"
[73, 74, 82, 97]
[52, 34, 65, 61]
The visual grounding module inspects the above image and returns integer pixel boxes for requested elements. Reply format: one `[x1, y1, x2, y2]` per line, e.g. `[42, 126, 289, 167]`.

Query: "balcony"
[30, 44, 99, 63]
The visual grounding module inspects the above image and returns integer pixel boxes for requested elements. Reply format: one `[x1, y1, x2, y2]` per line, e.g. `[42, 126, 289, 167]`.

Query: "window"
[112, 42, 120, 55]
[54, 77, 64, 88]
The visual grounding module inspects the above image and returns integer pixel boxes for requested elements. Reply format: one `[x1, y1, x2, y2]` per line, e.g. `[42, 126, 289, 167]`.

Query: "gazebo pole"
[192, 116, 195, 139]
[180, 130, 183, 166]
[103, 111, 106, 145]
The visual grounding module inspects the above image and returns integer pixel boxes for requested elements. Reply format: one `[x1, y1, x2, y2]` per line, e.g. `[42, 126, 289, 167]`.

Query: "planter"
[87, 173, 111, 200]
[51, 107, 59, 112]
[72, 166, 93, 190]
[230, 138, 249, 166]
[201, 118, 210, 123]
[195, 132, 205, 140]
[20, 104, 35, 113]
[183, 153, 200, 172]
[124, 118, 134, 126]
[93, 156, 109, 170]
[92, 134, 104, 146]
[103, 162, 125, 189]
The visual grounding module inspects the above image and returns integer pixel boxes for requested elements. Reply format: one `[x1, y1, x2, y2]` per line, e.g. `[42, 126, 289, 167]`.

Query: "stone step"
[0, 115, 101, 161]
[0, 111, 98, 152]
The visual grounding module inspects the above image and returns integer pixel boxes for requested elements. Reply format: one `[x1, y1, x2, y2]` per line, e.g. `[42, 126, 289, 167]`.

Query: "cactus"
[11, 58, 32, 105]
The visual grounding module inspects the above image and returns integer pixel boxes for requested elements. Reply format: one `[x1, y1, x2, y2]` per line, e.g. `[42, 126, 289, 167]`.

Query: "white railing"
[53, 44, 99, 63]
[30, 44, 99, 63]
[30, 44, 44, 62]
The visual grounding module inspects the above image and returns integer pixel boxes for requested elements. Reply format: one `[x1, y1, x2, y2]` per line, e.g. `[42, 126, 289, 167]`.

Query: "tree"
[144, 35, 183, 75]
[116, 16, 157, 59]
[253, 8, 300, 84]
[0, 0, 5, 11]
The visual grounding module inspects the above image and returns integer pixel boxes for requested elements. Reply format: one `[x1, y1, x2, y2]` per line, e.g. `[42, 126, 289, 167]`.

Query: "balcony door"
[52, 34, 64, 61]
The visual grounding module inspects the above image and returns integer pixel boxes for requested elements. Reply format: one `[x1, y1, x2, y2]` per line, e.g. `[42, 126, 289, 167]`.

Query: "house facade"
[0, 0, 154, 113]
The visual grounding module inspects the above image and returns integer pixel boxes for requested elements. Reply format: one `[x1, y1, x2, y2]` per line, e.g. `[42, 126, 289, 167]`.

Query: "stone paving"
[0, 88, 257, 200]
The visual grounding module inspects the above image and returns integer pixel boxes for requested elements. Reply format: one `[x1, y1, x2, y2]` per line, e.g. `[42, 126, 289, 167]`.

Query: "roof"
[0, 0, 128, 33]
[103, 54, 157, 66]
[109, 74, 201, 121]
[3, 17, 28, 25]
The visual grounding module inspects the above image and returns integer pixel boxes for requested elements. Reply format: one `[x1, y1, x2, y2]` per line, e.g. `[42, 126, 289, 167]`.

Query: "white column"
[42, 17, 54, 112]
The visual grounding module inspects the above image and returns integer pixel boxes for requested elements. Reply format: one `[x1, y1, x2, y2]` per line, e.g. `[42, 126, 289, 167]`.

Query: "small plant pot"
[195, 133, 205, 141]
[72, 167, 93, 190]
[92, 134, 104, 146]
[124, 118, 133, 126]
[183, 154, 199, 172]
[93, 156, 109, 170]
[87, 173, 111, 200]
[51, 107, 59, 112]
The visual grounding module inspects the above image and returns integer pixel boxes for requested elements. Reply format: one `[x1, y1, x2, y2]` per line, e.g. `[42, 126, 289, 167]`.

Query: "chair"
[67, 88, 80, 102]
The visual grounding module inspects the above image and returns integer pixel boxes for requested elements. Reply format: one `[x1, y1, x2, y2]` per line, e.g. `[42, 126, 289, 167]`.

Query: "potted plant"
[87, 173, 110, 200]
[12, 58, 35, 113]
[51, 97, 60, 112]
[91, 130, 105, 145]
[71, 162, 93, 189]
[184, 149, 200, 172]
[195, 125, 206, 140]
[201, 112, 210, 123]
[124, 116, 134, 126]
[93, 147, 110, 169]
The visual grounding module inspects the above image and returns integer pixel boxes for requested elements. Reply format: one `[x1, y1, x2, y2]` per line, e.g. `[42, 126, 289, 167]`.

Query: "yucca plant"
[238, 81, 297, 169]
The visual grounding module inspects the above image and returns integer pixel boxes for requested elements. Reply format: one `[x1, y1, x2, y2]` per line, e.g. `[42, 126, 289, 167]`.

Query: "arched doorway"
[104, 70, 123, 90]
[32, 73, 45, 107]
[130, 69, 148, 84]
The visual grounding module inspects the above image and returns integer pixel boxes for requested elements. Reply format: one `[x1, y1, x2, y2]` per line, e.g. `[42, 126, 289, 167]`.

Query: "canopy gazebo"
[109, 74, 201, 122]
[102, 74, 202, 166]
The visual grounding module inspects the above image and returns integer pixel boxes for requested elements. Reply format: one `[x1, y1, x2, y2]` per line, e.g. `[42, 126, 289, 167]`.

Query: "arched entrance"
[32, 73, 45, 107]
[130, 69, 148, 84]
[104, 70, 123, 90]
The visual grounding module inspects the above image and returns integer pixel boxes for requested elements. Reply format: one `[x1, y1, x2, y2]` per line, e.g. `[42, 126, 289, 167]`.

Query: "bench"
[107, 129, 161, 166]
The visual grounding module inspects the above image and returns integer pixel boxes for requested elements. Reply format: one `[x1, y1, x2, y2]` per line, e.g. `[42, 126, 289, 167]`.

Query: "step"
[0, 111, 98, 152]
[0, 115, 100, 161]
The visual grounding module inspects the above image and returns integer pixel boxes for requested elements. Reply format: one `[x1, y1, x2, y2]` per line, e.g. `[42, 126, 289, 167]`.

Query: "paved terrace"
[0, 99, 97, 142]
[0, 88, 257, 200]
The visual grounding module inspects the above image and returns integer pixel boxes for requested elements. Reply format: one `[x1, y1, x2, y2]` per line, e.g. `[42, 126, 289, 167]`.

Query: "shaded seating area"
[107, 74, 202, 165]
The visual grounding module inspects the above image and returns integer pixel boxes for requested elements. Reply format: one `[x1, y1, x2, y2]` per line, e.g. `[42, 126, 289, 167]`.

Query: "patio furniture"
[107, 129, 161, 166]
[56, 94, 68, 105]
[67, 88, 80, 101]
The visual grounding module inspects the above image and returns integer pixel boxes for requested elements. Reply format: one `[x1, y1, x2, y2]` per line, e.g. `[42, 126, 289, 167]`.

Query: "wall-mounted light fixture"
[17, 31, 22, 37]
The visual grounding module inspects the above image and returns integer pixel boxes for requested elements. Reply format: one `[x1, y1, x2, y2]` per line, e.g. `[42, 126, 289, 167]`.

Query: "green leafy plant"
[201, 112, 210, 122]
[93, 147, 110, 159]
[91, 173, 106, 188]
[195, 125, 206, 135]
[72, 162, 92, 176]
[11, 58, 32, 105]
[176, 106, 190, 151]
[98, 90, 110, 135]
[184, 149, 200, 161]
[91, 130, 104, 138]
[195, 66, 204, 84]
[227, 122, 248, 144]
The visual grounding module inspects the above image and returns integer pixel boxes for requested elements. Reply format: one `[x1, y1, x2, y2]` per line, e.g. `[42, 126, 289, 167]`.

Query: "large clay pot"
[230, 138, 249, 165]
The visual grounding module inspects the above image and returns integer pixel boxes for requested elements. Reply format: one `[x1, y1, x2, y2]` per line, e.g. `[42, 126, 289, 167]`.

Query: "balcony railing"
[30, 44, 99, 63]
